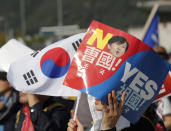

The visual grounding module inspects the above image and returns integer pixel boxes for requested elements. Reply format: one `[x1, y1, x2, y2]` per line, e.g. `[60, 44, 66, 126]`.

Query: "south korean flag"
[7, 33, 85, 96]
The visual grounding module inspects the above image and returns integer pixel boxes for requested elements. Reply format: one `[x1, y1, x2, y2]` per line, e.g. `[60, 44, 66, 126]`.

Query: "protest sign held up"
[64, 20, 171, 123]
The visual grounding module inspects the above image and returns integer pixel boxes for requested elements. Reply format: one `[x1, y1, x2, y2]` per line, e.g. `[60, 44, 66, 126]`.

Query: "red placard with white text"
[63, 20, 171, 123]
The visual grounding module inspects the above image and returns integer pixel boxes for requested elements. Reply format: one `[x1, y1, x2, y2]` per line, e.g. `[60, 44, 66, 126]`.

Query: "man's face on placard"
[108, 42, 127, 58]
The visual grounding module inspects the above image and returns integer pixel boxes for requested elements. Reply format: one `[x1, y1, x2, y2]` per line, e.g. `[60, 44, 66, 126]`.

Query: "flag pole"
[73, 94, 81, 120]
[141, 3, 159, 40]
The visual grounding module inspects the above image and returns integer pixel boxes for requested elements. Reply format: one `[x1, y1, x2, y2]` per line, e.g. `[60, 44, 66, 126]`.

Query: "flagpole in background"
[141, 3, 159, 40]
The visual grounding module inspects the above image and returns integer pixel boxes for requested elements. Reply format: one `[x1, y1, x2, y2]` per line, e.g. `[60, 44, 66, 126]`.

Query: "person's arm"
[102, 91, 126, 130]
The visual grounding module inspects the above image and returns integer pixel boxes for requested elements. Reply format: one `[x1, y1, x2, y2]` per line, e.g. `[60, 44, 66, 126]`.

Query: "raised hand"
[102, 91, 126, 130]
[67, 110, 84, 131]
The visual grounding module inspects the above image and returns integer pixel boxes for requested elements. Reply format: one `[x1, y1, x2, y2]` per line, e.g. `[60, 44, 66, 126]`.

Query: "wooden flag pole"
[141, 3, 159, 40]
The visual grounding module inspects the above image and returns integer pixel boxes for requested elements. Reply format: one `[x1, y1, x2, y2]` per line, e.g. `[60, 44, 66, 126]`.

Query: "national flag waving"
[142, 5, 159, 48]
[7, 33, 85, 96]
[63, 20, 171, 123]
[155, 71, 171, 100]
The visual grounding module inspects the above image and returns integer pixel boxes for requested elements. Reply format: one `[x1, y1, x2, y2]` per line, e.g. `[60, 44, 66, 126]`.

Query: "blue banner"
[143, 11, 159, 48]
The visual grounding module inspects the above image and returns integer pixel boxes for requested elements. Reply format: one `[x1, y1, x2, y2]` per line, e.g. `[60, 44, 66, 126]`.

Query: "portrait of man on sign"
[108, 36, 129, 58]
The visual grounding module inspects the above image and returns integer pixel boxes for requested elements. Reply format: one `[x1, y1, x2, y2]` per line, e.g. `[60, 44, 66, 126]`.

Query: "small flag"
[7, 33, 85, 97]
[143, 10, 159, 48]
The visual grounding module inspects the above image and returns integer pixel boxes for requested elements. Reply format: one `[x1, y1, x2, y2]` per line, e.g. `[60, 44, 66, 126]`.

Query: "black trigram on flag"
[30, 51, 39, 58]
[72, 39, 82, 51]
[23, 70, 38, 86]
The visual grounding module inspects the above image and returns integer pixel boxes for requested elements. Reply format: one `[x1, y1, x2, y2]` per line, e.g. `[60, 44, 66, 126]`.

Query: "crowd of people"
[0, 71, 74, 131]
[0, 45, 171, 131]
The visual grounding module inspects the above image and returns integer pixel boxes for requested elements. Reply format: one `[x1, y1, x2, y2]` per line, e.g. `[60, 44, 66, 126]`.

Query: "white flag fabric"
[0, 39, 34, 72]
[0, 66, 4, 72]
[7, 33, 85, 96]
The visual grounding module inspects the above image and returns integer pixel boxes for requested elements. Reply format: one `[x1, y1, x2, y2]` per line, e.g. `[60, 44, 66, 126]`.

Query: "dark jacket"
[102, 116, 155, 131]
[0, 90, 20, 131]
[15, 97, 71, 131]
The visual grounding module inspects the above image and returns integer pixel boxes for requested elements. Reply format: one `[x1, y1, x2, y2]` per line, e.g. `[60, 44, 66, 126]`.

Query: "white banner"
[0, 39, 34, 72]
[7, 33, 85, 96]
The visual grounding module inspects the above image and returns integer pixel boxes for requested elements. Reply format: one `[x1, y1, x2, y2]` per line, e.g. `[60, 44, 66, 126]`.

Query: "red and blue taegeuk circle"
[40, 47, 70, 78]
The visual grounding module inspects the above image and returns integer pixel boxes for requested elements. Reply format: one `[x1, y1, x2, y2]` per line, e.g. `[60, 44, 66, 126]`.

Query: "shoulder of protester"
[0, 90, 20, 121]
[42, 97, 74, 112]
